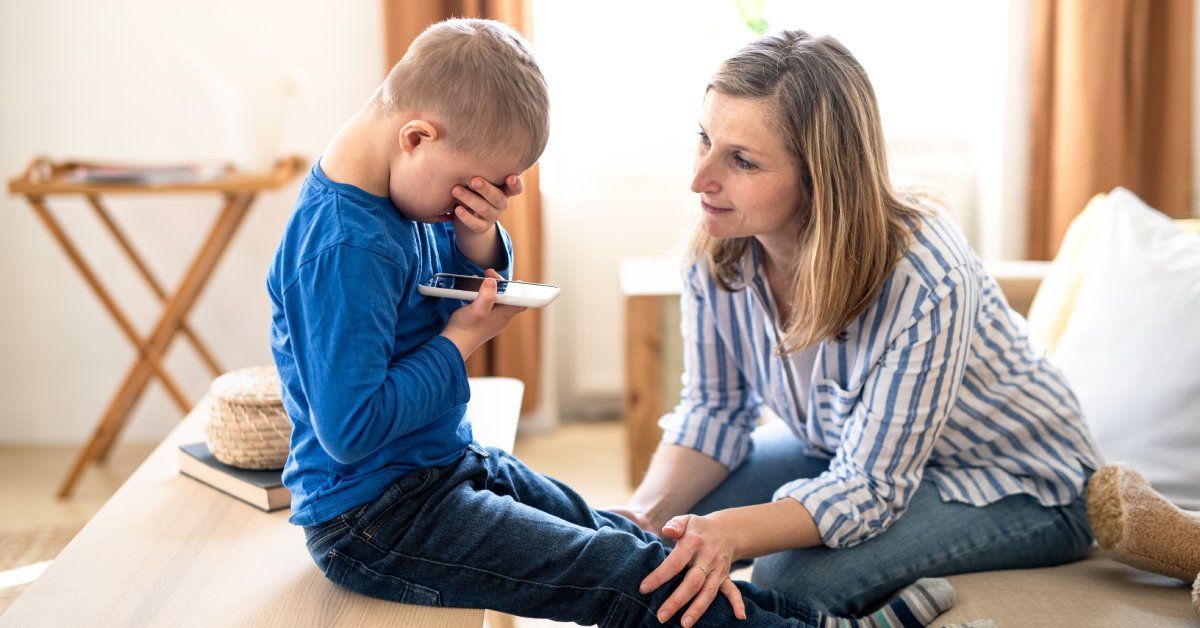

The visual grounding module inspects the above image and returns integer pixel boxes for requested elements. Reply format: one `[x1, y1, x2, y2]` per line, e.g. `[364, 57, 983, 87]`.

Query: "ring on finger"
[695, 563, 710, 577]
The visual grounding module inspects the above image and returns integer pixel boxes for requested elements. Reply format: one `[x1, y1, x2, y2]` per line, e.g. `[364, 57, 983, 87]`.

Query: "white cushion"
[1049, 188, 1200, 509]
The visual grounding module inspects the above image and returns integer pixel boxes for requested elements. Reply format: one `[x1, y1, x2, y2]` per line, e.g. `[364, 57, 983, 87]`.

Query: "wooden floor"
[0, 420, 630, 627]
[0, 442, 159, 531]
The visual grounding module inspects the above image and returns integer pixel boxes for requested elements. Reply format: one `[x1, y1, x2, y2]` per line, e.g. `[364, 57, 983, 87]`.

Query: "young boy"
[267, 18, 951, 627]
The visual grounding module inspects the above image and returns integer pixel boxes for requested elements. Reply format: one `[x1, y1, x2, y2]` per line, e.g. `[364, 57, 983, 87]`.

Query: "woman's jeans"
[302, 443, 822, 627]
[692, 420, 1095, 616]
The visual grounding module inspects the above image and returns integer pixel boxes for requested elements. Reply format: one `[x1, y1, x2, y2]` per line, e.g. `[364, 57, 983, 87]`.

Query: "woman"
[613, 29, 1099, 622]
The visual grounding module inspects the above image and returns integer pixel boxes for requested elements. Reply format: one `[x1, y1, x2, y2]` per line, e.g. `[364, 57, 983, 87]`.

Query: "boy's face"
[388, 131, 525, 223]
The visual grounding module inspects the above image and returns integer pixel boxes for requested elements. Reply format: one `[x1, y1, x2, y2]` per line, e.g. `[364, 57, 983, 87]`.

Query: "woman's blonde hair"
[691, 29, 932, 354]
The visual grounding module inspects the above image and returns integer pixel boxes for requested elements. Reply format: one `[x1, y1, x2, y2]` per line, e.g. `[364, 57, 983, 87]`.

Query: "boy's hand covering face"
[448, 175, 525, 232]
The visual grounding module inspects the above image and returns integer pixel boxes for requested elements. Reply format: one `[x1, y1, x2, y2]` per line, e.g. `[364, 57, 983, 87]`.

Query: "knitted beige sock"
[1087, 464, 1200, 582]
[1192, 572, 1198, 616]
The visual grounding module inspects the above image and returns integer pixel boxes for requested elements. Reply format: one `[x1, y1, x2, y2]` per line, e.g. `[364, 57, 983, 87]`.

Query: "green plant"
[736, 0, 769, 34]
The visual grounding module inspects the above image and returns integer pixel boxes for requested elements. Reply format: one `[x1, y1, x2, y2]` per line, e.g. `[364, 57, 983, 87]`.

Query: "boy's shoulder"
[294, 167, 422, 261]
[271, 166, 429, 293]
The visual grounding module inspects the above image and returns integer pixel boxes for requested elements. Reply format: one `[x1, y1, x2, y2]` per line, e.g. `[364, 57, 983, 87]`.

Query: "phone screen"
[434, 275, 507, 294]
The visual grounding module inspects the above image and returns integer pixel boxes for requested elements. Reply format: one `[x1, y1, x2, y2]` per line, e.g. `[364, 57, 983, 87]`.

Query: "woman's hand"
[639, 514, 746, 626]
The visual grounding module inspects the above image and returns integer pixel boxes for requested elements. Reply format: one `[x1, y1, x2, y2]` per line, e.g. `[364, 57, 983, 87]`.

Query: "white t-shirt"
[788, 341, 820, 417]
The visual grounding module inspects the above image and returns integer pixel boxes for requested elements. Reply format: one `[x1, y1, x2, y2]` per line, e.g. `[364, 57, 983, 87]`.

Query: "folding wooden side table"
[7, 155, 306, 498]
[619, 257, 683, 489]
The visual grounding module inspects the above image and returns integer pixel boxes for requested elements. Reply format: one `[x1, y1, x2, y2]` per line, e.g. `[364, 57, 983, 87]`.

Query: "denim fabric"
[691, 420, 1095, 616]
[303, 443, 822, 627]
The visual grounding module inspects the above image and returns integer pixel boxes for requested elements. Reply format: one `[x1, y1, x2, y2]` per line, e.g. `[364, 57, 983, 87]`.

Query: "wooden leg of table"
[55, 359, 158, 498]
[624, 295, 664, 489]
[57, 193, 253, 496]
[27, 198, 193, 414]
[91, 192, 254, 464]
[87, 195, 225, 377]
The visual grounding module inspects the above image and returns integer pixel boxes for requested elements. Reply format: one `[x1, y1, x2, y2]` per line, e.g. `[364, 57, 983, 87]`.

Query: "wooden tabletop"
[7, 155, 308, 196]
[0, 377, 525, 628]
[619, 257, 683, 297]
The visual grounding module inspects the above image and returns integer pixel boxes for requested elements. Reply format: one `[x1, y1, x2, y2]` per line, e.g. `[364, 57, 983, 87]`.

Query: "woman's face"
[691, 90, 807, 241]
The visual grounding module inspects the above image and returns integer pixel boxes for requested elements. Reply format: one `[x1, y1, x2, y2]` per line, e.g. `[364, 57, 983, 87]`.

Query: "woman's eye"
[697, 130, 711, 145]
[733, 154, 756, 170]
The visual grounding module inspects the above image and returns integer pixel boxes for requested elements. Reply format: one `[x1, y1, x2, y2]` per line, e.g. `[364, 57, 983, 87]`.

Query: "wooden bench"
[0, 377, 525, 627]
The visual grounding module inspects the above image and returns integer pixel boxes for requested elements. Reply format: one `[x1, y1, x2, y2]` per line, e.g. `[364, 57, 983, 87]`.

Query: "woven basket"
[203, 366, 291, 470]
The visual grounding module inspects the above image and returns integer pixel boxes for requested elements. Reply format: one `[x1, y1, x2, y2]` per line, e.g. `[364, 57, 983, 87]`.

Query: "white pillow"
[1050, 187, 1200, 509]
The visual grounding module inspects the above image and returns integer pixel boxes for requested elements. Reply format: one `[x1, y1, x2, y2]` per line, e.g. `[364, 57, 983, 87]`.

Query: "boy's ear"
[399, 120, 439, 154]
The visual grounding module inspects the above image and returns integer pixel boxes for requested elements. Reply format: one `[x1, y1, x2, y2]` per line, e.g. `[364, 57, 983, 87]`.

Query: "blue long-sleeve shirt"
[267, 161, 512, 526]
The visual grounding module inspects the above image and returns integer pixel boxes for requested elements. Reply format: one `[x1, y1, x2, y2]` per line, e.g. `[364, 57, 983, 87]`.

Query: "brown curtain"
[1028, 0, 1193, 260]
[382, 0, 544, 413]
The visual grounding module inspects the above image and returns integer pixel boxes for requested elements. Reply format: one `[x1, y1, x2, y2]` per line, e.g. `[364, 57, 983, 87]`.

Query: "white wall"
[0, 0, 383, 443]
[4, 1, 1193, 444]
[534, 2, 749, 406]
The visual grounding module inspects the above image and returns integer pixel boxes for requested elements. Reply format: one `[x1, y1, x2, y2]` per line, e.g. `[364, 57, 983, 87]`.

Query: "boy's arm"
[283, 244, 469, 465]
[451, 175, 522, 279]
[451, 222, 513, 281]
[454, 224, 510, 275]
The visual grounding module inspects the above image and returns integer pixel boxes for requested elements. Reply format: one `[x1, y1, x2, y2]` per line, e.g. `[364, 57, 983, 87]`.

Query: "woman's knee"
[749, 549, 869, 616]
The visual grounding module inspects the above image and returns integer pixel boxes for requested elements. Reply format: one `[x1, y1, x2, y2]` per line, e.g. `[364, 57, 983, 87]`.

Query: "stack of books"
[177, 442, 289, 512]
[68, 162, 230, 186]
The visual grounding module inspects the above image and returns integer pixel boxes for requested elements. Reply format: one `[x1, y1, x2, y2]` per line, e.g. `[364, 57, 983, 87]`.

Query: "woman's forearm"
[708, 498, 823, 560]
[628, 444, 730, 530]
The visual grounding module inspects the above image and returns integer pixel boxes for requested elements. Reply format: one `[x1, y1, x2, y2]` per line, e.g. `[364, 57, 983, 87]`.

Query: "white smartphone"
[418, 273, 561, 308]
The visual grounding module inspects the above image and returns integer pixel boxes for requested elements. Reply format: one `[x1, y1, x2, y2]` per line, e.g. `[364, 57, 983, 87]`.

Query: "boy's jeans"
[303, 443, 821, 627]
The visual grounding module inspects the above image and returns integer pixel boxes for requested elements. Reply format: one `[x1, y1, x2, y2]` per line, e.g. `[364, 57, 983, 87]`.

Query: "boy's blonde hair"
[375, 18, 549, 169]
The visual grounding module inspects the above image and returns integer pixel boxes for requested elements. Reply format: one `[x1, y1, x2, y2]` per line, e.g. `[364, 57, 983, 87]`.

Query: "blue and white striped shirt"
[659, 209, 1102, 549]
